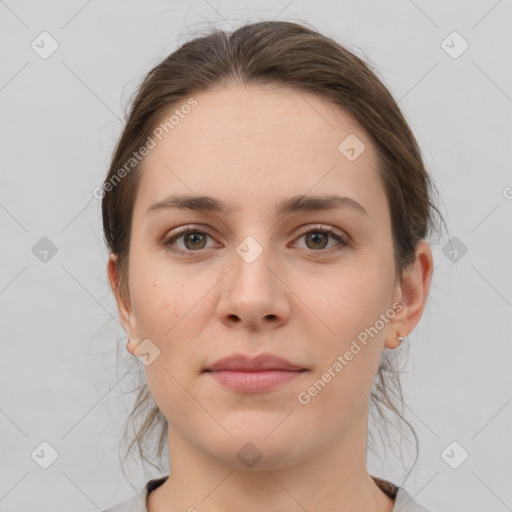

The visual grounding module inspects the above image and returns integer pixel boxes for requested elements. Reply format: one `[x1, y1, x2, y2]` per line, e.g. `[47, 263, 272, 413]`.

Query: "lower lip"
[204, 370, 305, 393]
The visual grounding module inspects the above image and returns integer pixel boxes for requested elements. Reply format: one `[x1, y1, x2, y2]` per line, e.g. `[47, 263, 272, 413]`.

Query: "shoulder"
[101, 488, 146, 512]
[372, 475, 433, 512]
[394, 486, 434, 512]
[101, 476, 169, 512]
[102, 476, 433, 512]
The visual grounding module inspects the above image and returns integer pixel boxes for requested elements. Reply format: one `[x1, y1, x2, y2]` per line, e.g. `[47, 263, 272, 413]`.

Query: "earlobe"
[385, 241, 433, 349]
[385, 333, 405, 350]
[126, 337, 141, 356]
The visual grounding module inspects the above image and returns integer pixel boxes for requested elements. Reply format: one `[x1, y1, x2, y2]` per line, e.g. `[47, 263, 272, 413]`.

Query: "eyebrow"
[145, 193, 369, 217]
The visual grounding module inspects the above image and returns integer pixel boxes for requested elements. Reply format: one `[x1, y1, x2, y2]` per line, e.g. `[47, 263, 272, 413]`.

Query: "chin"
[200, 430, 309, 471]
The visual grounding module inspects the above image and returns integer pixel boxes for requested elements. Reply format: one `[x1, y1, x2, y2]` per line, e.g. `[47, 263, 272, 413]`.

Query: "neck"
[147, 402, 395, 512]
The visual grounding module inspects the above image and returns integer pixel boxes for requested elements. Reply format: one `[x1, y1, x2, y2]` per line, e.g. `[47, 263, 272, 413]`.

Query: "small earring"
[397, 335, 404, 343]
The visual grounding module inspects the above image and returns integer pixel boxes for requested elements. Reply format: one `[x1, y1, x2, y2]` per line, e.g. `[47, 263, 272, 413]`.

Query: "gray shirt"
[102, 475, 432, 512]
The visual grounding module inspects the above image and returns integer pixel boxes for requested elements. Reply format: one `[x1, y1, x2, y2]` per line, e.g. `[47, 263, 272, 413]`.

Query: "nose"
[216, 241, 291, 331]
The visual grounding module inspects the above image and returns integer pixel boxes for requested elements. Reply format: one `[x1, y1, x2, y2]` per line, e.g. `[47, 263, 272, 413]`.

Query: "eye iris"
[306, 232, 328, 250]
[184, 232, 207, 250]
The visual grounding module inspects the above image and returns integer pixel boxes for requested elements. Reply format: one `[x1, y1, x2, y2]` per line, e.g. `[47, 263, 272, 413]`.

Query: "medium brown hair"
[101, 20, 445, 482]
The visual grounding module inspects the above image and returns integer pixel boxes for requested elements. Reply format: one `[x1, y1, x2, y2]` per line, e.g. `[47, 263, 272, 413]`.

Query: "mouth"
[202, 353, 308, 393]
[203, 369, 307, 393]
[203, 352, 306, 372]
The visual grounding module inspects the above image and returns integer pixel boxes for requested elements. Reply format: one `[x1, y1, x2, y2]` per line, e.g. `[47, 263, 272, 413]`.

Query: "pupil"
[308, 232, 327, 249]
[186, 233, 205, 249]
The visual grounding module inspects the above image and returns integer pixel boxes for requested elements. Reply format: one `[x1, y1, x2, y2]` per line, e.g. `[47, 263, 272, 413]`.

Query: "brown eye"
[162, 227, 216, 255]
[293, 226, 349, 255]
[304, 231, 330, 250]
[182, 232, 207, 250]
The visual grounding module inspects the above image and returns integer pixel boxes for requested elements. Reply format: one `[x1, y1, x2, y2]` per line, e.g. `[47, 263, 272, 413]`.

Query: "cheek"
[300, 283, 390, 412]
[128, 248, 202, 339]
[301, 265, 394, 400]
[131, 283, 176, 339]
[129, 267, 214, 395]
[310, 263, 393, 338]
[131, 278, 208, 420]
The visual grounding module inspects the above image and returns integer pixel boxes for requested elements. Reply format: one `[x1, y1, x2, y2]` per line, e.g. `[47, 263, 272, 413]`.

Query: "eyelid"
[290, 224, 350, 251]
[161, 225, 219, 247]
[293, 223, 348, 240]
[161, 223, 350, 255]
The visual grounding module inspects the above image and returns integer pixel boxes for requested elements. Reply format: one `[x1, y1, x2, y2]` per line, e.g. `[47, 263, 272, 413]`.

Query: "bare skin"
[108, 83, 433, 512]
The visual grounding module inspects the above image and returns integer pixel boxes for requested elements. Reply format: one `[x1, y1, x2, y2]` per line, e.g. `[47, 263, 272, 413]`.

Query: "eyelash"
[161, 225, 350, 257]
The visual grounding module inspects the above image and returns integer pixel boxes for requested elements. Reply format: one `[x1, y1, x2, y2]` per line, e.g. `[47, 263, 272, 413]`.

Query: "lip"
[202, 353, 307, 393]
[203, 353, 305, 372]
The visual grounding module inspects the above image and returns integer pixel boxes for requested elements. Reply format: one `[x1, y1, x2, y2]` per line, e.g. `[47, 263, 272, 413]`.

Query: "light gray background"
[1, 1, 511, 511]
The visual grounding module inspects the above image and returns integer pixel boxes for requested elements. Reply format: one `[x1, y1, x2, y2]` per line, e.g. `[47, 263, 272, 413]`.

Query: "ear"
[385, 240, 434, 349]
[107, 253, 139, 356]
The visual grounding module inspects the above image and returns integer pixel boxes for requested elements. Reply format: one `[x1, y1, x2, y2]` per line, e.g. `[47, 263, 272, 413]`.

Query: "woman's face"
[111, 84, 420, 470]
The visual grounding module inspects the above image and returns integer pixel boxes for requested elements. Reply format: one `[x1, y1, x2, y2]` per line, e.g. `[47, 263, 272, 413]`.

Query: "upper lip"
[203, 353, 306, 372]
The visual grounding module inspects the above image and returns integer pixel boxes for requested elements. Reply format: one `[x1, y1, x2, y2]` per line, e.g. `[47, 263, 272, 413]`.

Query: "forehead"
[133, 84, 386, 220]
